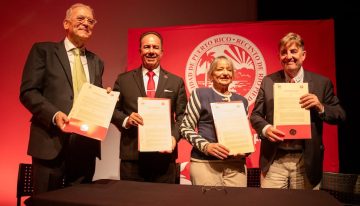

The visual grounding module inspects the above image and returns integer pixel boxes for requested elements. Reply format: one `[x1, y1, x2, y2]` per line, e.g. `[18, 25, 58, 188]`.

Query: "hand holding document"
[138, 97, 172, 152]
[63, 83, 120, 141]
[210, 101, 254, 155]
[273, 83, 311, 139]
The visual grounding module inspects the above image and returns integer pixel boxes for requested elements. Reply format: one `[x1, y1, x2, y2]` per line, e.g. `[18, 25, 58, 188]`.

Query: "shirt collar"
[285, 67, 304, 83]
[142, 66, 160, 77]
[64, 38, 85, 54]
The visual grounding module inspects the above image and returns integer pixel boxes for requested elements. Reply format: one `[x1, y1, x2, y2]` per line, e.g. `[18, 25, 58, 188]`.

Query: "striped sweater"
[180, 87, 248, 160]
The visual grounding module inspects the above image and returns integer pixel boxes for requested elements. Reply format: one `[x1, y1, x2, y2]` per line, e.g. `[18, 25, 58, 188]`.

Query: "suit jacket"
[112, 67, 187, 161]
[250, 69, 346, 186]
[20, 41, 104, 160]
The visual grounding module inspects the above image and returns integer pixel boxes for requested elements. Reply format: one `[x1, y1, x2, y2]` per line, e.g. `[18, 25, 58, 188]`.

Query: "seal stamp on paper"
[289, 129, 297, 136]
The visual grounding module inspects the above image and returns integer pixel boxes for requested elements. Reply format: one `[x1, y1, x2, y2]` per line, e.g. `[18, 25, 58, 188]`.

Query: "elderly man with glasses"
[20, 3, 104, 196]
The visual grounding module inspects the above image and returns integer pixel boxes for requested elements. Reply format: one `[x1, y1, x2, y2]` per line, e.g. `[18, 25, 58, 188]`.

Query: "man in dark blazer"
[250, 32, 345, 189]
[19, 3, 104, 194]
[112, 31, 187, 183]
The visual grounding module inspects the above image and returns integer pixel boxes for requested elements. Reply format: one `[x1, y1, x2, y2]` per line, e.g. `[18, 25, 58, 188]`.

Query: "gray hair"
[65, 3, 94, 20]
[207, 56, 235, 79]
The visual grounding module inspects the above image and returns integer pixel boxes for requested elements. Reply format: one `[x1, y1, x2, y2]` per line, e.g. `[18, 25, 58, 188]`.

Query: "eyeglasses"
[74, 15, 97, 26]
[201, 182, 228, 194]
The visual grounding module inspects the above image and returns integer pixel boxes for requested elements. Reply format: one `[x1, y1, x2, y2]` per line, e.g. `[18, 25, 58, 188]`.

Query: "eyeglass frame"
[201, 182, 228, 194]
[68, 15, 97, 26]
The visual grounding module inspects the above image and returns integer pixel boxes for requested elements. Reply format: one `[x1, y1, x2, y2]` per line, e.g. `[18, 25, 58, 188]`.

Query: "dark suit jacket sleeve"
[172, 78, 187, 141]
[19, 43, 60, 127]
[250, 76, 270, 138]
[111, 74, 128, 129]
[321, 78, 346, 124]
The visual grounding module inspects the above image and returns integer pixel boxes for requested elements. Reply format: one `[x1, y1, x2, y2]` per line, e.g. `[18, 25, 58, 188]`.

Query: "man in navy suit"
[20, 3, 104, 194]
[250, 32, 346, 189]
[112, 31, 187, 183]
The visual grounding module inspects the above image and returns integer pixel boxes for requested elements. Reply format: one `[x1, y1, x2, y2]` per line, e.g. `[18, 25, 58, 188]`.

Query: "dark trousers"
[32, 135, 97, 195]
[120, 153, 177, 184]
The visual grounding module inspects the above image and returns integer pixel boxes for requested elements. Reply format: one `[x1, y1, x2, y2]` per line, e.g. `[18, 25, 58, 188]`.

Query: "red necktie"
[146, 71, 155, 97]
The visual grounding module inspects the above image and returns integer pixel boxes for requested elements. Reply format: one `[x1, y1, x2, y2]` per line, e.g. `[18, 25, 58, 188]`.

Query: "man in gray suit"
[250, 32, 345, 189]
[112, 31, 187, 183]
[20, 3, 104, 194]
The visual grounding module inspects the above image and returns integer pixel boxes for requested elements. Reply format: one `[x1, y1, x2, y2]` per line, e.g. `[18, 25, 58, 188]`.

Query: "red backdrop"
[127, 19, 338, 173]
[0, 1, 258, 204]
[0, 1, 337, 202]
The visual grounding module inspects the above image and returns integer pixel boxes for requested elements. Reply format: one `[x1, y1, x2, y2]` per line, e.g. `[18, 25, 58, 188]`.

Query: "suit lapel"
[303, 70, 314, 92]
[55, 41, 73, 87]
[156, 69, 168, 98]
[86, 50, 95, 84]
[133, 68, 147, 97]
[275, 70, 287, 83]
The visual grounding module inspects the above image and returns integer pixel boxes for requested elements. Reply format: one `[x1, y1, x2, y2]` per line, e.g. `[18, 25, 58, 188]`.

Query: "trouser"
[190, 159, 247, 187]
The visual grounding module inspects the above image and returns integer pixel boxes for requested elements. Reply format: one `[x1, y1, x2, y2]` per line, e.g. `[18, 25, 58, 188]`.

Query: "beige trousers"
[261, 151, 319, 189]
[190, 159, 247, 187]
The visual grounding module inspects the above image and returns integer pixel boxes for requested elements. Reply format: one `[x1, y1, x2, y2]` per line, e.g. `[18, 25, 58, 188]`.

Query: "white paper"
[64, 83, 120, 141]
[273, 83, 311, 139]
[210, 101, 254, 154]
[138, 97, 172, 152]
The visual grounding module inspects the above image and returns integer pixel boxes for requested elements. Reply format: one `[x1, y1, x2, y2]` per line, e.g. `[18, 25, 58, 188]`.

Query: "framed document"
[273, 83, 311, 139]
[210, 101, 254, 154]
[63, 83, 120, 141]
[138, 97, 172, 152]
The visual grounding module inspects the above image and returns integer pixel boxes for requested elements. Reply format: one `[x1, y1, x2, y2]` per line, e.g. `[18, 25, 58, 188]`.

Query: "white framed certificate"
[63, 83, 120, 141]
[138, 97, 172, 152]
[273, 83, 311, 139]
[210, 101, 254, 154]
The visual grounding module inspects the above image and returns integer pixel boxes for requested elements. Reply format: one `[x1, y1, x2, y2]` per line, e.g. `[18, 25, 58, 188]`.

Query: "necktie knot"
[72, 48, 80, 56]
[289, 78, 296, 83]
[72, 48, 85, 56]
[147, 70, 155, 78]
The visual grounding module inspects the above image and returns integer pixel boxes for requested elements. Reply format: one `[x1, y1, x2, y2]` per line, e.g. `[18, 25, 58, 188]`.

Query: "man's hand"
[265, 126, 285, 142]
[126, 112, 143, 127]
[106, 87, 112, 94]
[300, 93, 324, 112]
[55, 112, 69, 131]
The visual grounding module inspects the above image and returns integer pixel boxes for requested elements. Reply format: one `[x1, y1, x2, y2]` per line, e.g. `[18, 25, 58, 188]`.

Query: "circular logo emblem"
[185, 34, 266, 105]
[289, 129, 297, 136]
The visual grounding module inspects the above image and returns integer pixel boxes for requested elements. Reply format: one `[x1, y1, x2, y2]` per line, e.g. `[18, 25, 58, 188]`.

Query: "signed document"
[210, 101, 254, 155]
[63, 83, 120, 141]
[138, 97, 172, 152]
[274, 83, 311, 139]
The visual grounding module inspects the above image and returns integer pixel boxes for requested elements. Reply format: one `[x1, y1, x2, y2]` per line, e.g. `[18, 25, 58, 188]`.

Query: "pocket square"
[164, 89, 173, 92]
